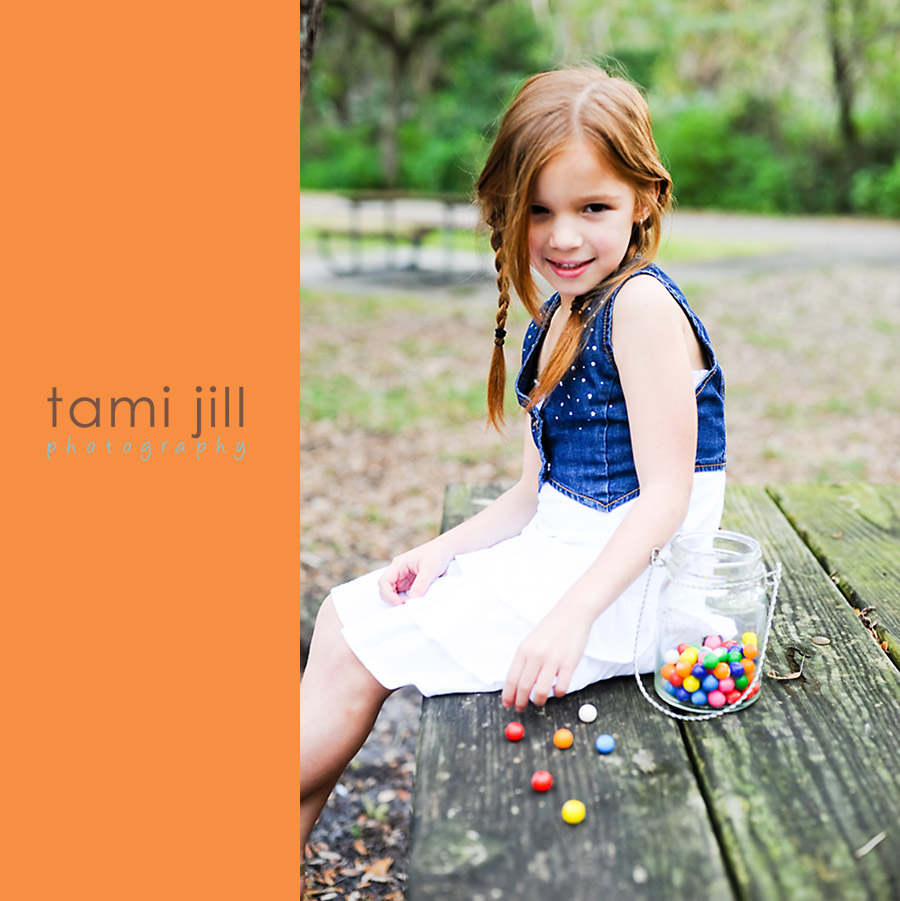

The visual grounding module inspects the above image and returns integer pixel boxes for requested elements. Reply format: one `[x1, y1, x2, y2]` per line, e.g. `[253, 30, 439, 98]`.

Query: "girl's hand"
[378, 539, 455, 605]
[501, 599, 594, 711]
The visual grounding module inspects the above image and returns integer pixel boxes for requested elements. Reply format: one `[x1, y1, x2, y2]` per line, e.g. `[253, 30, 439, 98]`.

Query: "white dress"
[331, 372, 726, 699]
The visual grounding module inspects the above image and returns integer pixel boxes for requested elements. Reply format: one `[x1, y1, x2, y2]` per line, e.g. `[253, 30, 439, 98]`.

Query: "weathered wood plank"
[409, 483, 734, 901]
[408, 681, 734, 901]
[768, 482, 900, 669]
[681, 484, 900, 901]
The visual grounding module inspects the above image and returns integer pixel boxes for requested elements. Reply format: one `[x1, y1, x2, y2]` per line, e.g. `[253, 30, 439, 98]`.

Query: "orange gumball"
[713, 662, 731, 680]
[661, 663, 676, 681]
[743, 643, 759, 660]
[674, 660, 692, 678]
[553, 728, 574, 749]
[742, 659, 756, 678]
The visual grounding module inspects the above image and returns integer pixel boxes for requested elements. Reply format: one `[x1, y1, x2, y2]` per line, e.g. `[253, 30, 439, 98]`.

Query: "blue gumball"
[729, 662, 745, 678]
[675, 687, 691, 702]
[702, 674, 719, 693]
[690, 690, 708, 706]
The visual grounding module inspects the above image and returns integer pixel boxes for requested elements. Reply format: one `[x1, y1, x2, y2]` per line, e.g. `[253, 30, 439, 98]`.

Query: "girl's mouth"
[548, 258, 594, 278]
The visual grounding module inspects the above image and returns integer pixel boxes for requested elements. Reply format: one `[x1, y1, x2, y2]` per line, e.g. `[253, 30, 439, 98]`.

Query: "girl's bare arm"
[378, 416, 542, 603]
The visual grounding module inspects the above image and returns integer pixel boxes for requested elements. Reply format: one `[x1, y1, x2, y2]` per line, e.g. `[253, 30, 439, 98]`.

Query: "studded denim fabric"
[515, 264, 726, 512]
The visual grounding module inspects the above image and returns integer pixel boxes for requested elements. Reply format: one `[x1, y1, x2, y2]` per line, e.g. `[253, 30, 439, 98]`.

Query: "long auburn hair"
[476, 67, 673, 429]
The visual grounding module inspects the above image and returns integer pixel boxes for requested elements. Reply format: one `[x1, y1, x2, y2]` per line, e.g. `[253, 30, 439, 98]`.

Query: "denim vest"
[515, 264, 726, 511]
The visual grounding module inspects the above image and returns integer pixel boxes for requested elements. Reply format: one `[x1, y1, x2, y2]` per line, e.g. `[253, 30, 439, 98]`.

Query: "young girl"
[300, 66, 726, 871]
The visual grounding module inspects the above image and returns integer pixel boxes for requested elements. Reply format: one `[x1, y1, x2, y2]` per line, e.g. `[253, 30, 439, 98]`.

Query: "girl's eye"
[585, 203, 609, 213]
[530, 204, 550, 216]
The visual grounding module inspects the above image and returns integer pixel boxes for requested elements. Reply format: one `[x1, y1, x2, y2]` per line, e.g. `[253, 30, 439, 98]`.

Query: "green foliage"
[851, 154, 900, 217]
[654, 105, 788, 212]
[300, 122, 385, 189]
[302, 0, 900, 217]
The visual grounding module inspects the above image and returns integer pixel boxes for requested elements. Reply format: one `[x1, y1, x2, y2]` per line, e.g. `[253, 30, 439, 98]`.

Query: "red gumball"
[505, 722, 525, 742]
[531, 770, 553, 792]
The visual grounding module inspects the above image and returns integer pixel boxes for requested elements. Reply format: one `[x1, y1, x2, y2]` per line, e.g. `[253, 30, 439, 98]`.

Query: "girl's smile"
[528, 139, 643, 305]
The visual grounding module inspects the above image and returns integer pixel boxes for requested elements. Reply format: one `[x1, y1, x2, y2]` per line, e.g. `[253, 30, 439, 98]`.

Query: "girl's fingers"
[553, 662, 574, 698]
[512, 659, 543, 711]
[532, 664, 558, 707]
[377, 564, 413, 604]
[501, 655, 525, 708]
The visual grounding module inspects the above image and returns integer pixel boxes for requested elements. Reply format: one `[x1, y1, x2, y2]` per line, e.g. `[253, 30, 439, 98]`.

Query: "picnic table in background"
[315, 190, 475, 277]
[407, 482, 900, 901]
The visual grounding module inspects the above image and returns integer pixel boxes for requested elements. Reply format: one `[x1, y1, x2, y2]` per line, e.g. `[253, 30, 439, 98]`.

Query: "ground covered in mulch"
[301, 256, 900, 900]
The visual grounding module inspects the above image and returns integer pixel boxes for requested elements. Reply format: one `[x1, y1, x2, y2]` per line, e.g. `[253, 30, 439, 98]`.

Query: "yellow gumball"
[561, 799, 586, 825]
[683, 675, 700, 693]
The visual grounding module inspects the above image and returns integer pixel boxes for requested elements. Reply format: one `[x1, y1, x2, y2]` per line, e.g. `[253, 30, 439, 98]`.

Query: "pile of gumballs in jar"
[656, 632, 761, 710]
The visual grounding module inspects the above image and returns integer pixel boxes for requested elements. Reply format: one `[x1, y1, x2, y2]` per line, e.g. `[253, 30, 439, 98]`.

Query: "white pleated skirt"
[331, 473, 726, 700]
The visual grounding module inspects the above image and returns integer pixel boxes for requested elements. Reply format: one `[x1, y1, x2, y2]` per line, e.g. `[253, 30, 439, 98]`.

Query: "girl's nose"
[549, 218, 583, 250]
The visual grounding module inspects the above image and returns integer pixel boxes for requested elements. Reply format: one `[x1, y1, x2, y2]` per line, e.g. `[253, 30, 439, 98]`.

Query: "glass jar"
[654, 530, 769, 712]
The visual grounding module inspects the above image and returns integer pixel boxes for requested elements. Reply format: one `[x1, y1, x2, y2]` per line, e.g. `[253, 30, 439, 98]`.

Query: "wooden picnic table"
[407, 482, 900, 901]
[316, 190, 473, 276]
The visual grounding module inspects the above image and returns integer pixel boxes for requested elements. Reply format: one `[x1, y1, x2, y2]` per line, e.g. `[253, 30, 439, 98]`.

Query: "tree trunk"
[381, 47, 409, 188]
[301, 0, 326, 109]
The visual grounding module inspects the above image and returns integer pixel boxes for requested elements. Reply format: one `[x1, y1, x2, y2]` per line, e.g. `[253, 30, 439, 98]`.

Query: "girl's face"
[528, 139, 644, 306]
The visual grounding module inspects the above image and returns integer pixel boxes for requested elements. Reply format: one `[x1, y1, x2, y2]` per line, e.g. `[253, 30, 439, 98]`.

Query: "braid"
[487, 230, 510, 430]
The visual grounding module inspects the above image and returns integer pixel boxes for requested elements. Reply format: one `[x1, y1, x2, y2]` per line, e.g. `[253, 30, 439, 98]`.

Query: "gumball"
[734, 674, 750, 691]
[669, 672, 684, 688]
[691, 664, 707, 679]
[713, 662, 731, 680]
[704, 649, 724, 670]
[675, 687, 691, 702]
[531, 770, 553, 792]
[675, 661, 692, 679]
[553, 728, 574, 749]
[660, 663, 676, 682]
[708, 690, 726, 708]
[742, 659, 756, 679]
[748, 681, 761, 697]
[676, 642, 689, 654]
[702, 674, 719, 693]
[743, 642, 759, 660]
[718, 677, 735, 694]
[663, 680, 676, 695]
[578, 703, 599, 724]
[729, 662, 745, 679]
[663, 648, 680, 666]
[561, 800, 586, 825]
[726, 690, 742, 705]
[727, 647, 743, 663]
[690, 690, 708, 706]
[723, 639, 739, 648]
[742, 631, 758, 647]
[679, 647, 698, 665]
[683, 675, 700, 693]
[505, 722, 525, 742]
[595, 734, 616, 754]
[703, 635, 722, 650]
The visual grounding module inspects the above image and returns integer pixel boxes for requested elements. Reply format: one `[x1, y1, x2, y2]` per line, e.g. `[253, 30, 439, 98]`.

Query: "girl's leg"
[300, 595, 393, 848]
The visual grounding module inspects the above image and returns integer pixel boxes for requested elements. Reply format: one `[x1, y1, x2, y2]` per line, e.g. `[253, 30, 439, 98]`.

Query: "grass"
[301, 255, 900, 484]
[300, 287, 517, 433]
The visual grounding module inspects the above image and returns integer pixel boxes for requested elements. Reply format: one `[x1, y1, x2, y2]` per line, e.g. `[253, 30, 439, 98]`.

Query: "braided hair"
[475, 66, 672, 430]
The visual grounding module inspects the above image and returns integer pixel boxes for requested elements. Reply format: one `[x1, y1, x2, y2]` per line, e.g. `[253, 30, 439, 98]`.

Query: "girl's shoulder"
[604, 263, 695, 326]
